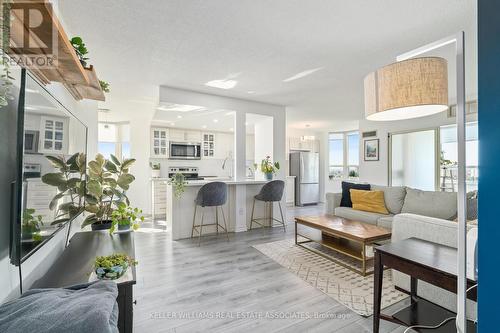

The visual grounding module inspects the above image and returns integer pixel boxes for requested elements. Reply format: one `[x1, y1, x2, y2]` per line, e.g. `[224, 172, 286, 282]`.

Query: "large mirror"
[20, 74, 87, 262]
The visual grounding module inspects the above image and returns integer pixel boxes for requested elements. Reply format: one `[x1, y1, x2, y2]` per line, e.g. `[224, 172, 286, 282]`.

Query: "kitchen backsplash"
[150, 158, 256, 178]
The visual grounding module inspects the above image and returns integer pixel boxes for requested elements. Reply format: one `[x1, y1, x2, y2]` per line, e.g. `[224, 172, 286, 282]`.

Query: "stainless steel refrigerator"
[289, 152, 320, 206]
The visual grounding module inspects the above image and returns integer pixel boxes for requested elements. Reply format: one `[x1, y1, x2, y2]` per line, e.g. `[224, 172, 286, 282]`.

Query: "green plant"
[99, 80, 110, 93]
[260, 156, 280, 174]
[22, 208, 43, 241]
[110, 202, 144, 234]
[440, 150, 456, 168]
[94, 253, 137, 269]
[42, 153, 87, 225]
[70, 36, 89, 67]
[168, 173, 187, 198]
[150, 162, 161, 170]
[348, 170, 359, 178]
[83, 153, 136, 228]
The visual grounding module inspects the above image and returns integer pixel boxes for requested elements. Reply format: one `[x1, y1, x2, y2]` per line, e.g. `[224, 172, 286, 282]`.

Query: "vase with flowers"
[260, 156, 280, 180]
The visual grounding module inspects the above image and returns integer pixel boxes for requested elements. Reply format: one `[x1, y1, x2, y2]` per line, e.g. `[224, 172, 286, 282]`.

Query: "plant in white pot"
[150, 162, 161, 178]
[109, 202, 144, 234]
[260, 156, 280, 180]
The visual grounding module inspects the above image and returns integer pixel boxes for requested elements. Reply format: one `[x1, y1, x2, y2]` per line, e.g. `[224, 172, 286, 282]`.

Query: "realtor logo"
[1, 0, 58, 68]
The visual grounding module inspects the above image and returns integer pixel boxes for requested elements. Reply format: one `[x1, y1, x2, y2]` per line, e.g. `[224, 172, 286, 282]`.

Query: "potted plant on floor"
[21, 209, 43, 242]
[109, 202, 144, 234]
[260, 156, 280, 180]
[83, 153, 136, 230]
[94, 253, 137, 280]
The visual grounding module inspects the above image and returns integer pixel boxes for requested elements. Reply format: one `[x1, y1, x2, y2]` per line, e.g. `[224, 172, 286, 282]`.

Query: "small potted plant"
[260, 156, 280, 180]
[150, 162, 161, 178]
[22, 209, 43, 242]
[70, 36, 89, 68]
[94, 253, 137, 280]
[109, 202, 144, 234]
[168, 173, 188, 198]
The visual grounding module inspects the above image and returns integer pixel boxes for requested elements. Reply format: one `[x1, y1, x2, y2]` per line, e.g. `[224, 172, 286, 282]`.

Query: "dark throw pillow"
[340, 181, 371, 207]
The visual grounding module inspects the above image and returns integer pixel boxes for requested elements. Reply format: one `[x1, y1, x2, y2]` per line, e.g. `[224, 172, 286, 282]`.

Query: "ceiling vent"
[362, 131, 377, 138]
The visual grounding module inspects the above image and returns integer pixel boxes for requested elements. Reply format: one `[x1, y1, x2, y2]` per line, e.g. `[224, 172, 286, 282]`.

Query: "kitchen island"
[166, 178, 285, 240]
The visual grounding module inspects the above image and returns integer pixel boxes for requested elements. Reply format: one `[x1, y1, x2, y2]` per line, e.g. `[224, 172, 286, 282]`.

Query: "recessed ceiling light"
[225, 111, 234, 116]
[213, 119, 218, 123]
[245, 122, 249, 126]
[205, 79, 238, 90]
[177, 115, 182, 119]
[157, 103, 204, 112]
[283, 67, 323, 82]
[170, 122, 175, 126]
[305, 124, 311, 128]
[202, 125, 207, 129]
[247, 91, 256, 94]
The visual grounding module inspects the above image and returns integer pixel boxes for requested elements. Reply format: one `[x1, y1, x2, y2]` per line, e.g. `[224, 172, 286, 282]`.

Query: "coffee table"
[294, 215, 391, 276]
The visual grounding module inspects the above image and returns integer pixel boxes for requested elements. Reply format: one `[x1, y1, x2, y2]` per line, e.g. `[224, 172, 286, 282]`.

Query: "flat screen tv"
[10, 70, 88, 265]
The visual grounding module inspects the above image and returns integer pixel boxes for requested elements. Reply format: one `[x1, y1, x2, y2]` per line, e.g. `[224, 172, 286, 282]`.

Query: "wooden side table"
[373, 238, 477, 333]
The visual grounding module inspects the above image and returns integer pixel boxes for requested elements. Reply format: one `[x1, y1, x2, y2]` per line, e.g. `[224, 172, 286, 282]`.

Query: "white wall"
[358, 111, 477, 186]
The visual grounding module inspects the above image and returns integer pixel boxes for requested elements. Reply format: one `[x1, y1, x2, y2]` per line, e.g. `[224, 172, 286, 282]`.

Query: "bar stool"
[191, 182, 229, 245]
[249, 180, 286, 231]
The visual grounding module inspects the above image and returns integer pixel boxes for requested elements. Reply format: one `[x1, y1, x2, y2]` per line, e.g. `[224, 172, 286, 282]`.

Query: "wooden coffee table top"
[295, 214, 391, 242]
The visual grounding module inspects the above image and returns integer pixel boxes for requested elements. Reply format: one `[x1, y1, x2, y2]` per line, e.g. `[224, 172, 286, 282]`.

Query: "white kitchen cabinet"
[286, 176, 296, 206]
[185, 130, 202, 142]
[39, 116, 67, 154]
[168, 129, 185, 142]
[151, 128, 169, 158]
[202, 132, 216, 158]
[170, 129, 201, 142]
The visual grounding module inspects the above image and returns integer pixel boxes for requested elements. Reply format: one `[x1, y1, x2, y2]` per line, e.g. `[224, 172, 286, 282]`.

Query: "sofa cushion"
[340, 181, 370, 207]
[334, 206, 392, 225]
[350, 189, 389, 214]
[401, 188, 457, 220]
[371, 185, 406, 214]
[377, 216, 393, 229]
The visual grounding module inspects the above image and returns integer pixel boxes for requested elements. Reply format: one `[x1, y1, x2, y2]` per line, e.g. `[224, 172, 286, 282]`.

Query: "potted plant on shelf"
[21, 209, 43, 242]
[94, 253, 137, 280]
[109, 202, 144, 234]
[42, 153, 87, 225]
[150, 162, 161, 178]
[70, 36, 89, 68]
[168, 173, 188, 198]
[99, 80, 110, 93]
[260, 156, 280, 180]
[83, 153, 136, 230]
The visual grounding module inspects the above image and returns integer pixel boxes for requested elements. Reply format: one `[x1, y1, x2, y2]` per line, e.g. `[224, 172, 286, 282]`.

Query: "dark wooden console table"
[373, 237, 477, 333]
[31, 231, 136, 333]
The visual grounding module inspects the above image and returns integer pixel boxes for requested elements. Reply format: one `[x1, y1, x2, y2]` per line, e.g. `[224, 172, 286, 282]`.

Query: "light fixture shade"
[364, 57, 448, 121]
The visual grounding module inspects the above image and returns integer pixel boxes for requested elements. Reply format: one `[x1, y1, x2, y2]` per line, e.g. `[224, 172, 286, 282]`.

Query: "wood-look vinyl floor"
[133, 204, 405, 333]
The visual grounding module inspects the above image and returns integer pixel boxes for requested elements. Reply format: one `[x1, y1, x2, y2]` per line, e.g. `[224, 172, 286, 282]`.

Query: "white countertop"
[184, 179, 270, 186]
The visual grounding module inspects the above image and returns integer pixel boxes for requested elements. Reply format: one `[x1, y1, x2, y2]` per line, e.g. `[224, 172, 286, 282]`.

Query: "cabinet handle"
[133, 300, 137, 305]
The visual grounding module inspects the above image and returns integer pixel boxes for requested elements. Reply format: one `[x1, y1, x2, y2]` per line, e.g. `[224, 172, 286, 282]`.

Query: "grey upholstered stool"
[249, 180, 286, 231]
[191, 181, 229, 245]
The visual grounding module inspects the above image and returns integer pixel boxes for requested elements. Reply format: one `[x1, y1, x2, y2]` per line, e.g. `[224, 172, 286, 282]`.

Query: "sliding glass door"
[389, 129, 438, 190]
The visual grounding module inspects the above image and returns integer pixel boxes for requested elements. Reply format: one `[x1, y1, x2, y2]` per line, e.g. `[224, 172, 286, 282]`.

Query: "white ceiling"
[57, 0, 477, 131]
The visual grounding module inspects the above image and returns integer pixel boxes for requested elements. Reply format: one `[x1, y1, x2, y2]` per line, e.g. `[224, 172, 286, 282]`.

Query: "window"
[98, 122, 131, 160]
[329, 131, 359, 179]
[440, 122, 478, 192]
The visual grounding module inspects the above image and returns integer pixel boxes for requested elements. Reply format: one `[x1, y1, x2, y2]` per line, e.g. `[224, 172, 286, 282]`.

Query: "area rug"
[253, 238, 407, 316]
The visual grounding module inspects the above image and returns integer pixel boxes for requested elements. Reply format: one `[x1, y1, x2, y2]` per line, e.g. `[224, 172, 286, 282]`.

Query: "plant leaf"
[105, 160, 118, 172]
[121, 158, 136, 170]
[41, 173, 66, 186]
[110, 154, 121, 166]
[46, 156, 66, 169]
[49, 192, 65, 210]
[51, 218, 69, 225]
[87, 179, 102, 197]
[117, 174, 135, 189]
[81, 214, 97, 228]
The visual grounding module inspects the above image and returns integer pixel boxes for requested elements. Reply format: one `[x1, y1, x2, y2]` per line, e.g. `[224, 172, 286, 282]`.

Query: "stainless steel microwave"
[169, 142, 201, 160]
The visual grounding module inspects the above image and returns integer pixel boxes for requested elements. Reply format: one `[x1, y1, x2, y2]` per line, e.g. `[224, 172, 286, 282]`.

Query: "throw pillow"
[350, 189, 390, 215]
[340, 181, 370, 207]
[371, 185, 407, 214]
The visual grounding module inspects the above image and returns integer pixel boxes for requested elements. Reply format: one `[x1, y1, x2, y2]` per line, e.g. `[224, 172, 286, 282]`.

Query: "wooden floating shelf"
[8, 0, 105, 101]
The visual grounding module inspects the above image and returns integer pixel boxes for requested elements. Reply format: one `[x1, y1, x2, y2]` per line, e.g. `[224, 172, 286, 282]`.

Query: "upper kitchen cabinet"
[38, 116, 68, 155]
[288, 137, 320, 153]
[202, 132, 216, 158]
[170, 129, 201, 142]
[151, 127, 169, 157]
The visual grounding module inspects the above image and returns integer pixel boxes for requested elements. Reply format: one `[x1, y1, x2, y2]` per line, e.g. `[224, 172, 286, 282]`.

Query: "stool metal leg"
[278, 201, 286, 232]
[250, 198, 256, 230]
[220, 206, 229, 242]
[191, 205, 198, 238]
[198, 207, 204, 246]
[215, 206, 219, 236]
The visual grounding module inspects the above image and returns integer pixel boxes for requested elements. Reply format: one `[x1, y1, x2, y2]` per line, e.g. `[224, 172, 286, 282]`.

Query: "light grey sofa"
[326, 185, 457, 229]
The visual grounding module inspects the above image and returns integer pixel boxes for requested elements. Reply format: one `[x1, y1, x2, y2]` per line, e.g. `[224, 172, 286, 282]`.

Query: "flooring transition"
[134, 205, 408, 333]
